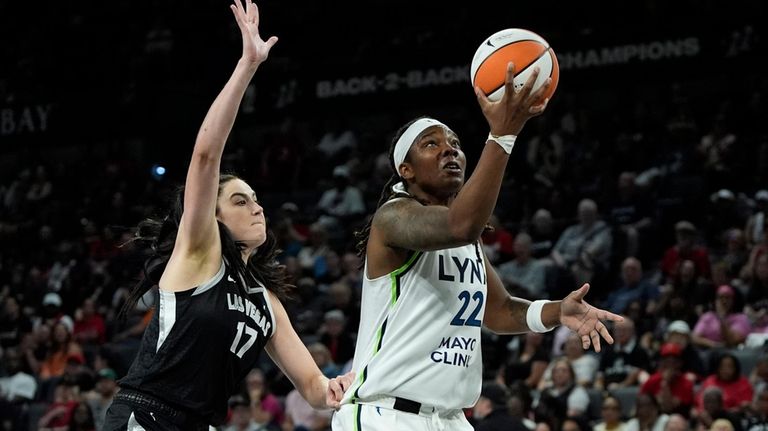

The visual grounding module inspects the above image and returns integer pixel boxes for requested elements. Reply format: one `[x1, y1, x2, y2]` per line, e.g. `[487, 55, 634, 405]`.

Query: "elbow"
[190, 149, 218, 164]
[448, 222, 484, 245]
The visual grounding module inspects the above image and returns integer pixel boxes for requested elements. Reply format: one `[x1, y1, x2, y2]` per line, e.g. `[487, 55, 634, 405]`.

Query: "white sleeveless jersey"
[342, 242, 487, 411]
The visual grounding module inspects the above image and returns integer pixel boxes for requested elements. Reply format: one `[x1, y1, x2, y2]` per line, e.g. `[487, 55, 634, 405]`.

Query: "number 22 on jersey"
[450, 290, 484, 327]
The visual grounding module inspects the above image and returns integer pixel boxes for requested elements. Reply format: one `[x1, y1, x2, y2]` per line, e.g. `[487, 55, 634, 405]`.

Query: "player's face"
[217, 179, 267, 248]
[402, 126, 466, 196]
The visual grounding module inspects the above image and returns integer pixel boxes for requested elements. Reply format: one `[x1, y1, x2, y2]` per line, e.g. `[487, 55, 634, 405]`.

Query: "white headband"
[392, 118, 450, 173]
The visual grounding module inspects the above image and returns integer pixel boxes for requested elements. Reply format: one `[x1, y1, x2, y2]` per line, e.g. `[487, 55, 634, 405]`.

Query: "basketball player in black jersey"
[103, 2, 353, 429]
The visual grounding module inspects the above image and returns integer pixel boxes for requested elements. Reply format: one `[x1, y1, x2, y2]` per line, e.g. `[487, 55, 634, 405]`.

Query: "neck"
[241, 248, 255, 264]
[407, 184, 456, 207]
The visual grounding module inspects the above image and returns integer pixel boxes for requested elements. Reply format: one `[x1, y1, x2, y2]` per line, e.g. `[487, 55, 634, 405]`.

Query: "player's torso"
[347, 242, 487, 410]
[120, 261, 275, 424]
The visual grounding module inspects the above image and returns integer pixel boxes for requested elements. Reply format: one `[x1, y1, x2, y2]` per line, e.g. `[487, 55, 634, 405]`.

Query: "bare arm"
[265, 293, 329, 409]
[482, 248, 562, 334]
[374, 66, 550, 252]
[175, 0, 277, 257]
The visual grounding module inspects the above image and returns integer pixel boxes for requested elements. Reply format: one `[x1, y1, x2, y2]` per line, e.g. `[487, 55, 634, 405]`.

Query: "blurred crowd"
[2, 2, 768, 431]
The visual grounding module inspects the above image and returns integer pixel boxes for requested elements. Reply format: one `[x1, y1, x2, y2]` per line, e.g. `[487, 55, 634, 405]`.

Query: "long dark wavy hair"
[120, 174, 292, 317]
[354, 117, 426, 261]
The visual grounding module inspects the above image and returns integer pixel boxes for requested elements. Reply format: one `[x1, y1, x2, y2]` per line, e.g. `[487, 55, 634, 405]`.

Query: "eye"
[450, 139, 461, 149]
[424, 139, 437, 147]
[236, 200, 247, 206]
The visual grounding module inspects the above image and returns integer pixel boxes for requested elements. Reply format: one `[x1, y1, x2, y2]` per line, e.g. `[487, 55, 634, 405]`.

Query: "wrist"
[238, 57, 262, 72]
[526, 300, 557, 333]
[487, 133, 517, 155]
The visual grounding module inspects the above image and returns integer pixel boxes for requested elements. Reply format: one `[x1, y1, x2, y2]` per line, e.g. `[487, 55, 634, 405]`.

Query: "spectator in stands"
[529, 208, 558, 259]
[750, 355, 768, 401]
[712, 228, 749, 281]
[534, 358, 590, 425]
[626, 393, 670, 431]
[746, 254, 768, 305]
[596, 316, 650, 390]
[323, 281, 359, 333]
[40, 320, 84, 380]
[696, 353, 753, 413]
[68, 402, 96, 431]
[710, 419, 736, 431]
[691, 387, 743, 431]
[594, 394, 627, 431]
[244, 368, 284, 427]
[307, 343, 341, 379]
[662, 320, 706, 380]
[640, 342, 694, 415]
[73, 298, 106, 346]
[743, 387, 768, 431]
[297, 223, 332, 279]
[658, 259, 710, 325]
[0, 296, 32, 349]
[498, 232, 548, 299]
[318, 309, 355, 366]
[663, 414, 689, 431]
[705, 190, 744, 245]
[603, 257, 660, 315]
[84, 368, 118, 431]
[224, 394, 272, 431]
[540, 333, 598, 389]
[661, 221, 711, 281]
[552, 199, 613, 286]
[0, 346, 37, 429]
[38, 378, 79, 430]
[500, 331, 550, 389]
[472, 382, 528, 431]
[316, 165, 365, 229]
[692, 285, 750, 349]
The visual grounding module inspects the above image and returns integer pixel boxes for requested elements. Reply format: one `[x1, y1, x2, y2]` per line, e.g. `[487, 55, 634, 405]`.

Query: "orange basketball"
[470, 29, 559, 102]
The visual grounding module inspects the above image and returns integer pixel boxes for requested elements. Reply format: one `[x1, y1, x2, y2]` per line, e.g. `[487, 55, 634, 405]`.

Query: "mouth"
[442, 160, 462, 173]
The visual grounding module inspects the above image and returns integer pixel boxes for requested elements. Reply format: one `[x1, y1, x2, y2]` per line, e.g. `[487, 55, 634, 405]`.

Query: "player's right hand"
[475, 62, 550, 137]
[229, 0, 278, 66]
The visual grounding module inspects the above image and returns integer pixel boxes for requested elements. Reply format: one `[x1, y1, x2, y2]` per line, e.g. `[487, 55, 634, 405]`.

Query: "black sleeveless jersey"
[119, 260, 276, 425]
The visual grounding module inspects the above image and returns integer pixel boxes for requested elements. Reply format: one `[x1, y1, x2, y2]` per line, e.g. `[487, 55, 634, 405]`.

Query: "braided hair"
[353, 118, 427, 261]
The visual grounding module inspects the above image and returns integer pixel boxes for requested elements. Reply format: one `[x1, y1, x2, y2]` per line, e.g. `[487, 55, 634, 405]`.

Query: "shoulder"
[372, 197, 418, 226]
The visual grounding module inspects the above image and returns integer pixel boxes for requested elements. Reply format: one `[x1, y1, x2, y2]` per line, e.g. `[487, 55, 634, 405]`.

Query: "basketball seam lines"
[474, 40, 552, 96]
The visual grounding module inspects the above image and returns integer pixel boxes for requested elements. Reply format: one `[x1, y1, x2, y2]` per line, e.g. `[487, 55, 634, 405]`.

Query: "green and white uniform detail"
[341, 241, 487, 412]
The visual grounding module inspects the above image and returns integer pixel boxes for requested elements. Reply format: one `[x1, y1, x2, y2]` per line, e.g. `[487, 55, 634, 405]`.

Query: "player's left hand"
[326, 371, 355, 409]
[559, 283, 623, 352]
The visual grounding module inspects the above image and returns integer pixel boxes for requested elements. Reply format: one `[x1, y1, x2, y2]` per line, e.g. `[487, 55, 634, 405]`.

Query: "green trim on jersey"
[354, 403, 362, 431]
[389, 251, 422, 306]
[351, 251, 422, 403]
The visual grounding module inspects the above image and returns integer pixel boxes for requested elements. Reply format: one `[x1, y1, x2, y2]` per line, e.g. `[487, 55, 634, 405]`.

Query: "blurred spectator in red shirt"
[661, 220, 711, 281]
[640, 342, 694, 415]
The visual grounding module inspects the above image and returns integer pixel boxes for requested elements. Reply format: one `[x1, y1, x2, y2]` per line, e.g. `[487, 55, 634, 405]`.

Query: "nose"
[442, 143, 459, 158]
[251, 202, 263, 215]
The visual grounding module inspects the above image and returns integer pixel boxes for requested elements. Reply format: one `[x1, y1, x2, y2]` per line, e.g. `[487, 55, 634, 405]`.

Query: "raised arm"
[176, 0, 277, 257]
[373, 65, 550, 252]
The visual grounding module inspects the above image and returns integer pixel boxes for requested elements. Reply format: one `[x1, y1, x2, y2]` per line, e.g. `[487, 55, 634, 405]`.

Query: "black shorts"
[103, 390, 211, 431]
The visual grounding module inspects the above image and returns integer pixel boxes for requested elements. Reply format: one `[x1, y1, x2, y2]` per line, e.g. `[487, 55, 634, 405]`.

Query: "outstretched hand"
[560, 283, 624, 352]
[475, 62, 550, 137]
[326, 371, 355, 409]
[230, 0, 278, 65]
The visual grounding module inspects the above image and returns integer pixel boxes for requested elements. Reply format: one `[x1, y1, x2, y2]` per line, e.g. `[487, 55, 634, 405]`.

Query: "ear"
[399, 163, 414, 181]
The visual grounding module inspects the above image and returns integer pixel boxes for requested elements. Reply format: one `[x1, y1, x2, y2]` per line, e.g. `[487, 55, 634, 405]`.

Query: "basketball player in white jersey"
[332, 66, 623, 431]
